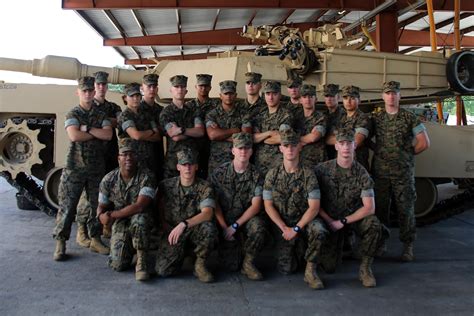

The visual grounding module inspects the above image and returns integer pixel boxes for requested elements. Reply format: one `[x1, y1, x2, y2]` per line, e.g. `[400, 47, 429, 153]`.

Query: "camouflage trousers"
[271, 218, 327, 274]
[108, 213, 150, 271]
[155, 221, 217, 276]
[319, 215, 389, 273]
[53, 168, 102, 240]
[219, 216, 269, 271]
[374, 176, 417, 243]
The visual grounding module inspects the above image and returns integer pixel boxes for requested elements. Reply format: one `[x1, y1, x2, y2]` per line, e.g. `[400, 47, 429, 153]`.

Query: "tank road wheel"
[446, 50, 474, 94]
[44, 167, 62, 210]
[415, 177, 438, 218]
[0, 119, 46, 179]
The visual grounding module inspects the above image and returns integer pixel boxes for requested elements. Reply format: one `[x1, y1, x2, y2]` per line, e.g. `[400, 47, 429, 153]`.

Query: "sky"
[0, 1, 124, 84]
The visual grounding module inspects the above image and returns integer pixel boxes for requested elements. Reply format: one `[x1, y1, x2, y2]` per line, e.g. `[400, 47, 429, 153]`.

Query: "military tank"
[0, 23, 473, 218]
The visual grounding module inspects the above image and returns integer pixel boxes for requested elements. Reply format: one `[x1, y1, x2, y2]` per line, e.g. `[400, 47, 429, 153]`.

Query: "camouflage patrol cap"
[143, 74, 159, 85]
[335, 128, 355, 142]
[196, 74, 212, 86]
[170, 75, 188, 87]
[232, 132, 253, 148]
[244, 72, 262, 84]
[262, 81, 281, 93]
[177, 148, 197, 165]
[93, 71, 109, 84]
[299, 84, 316, 96]
[77, 76, 95, 90]
[383, 80, 401, 93]
[280, 128, 299, 145]
[123, 82, 142, 96]
[219, 80, 237, 94]
[323, 84, 340, 97]
[118, 138, 137, 154]
[287, 77, 302, 88]
[341, 85, 360, 98]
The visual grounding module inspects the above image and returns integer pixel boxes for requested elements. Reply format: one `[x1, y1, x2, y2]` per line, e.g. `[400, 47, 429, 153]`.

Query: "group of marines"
[51, 69, 430, 289]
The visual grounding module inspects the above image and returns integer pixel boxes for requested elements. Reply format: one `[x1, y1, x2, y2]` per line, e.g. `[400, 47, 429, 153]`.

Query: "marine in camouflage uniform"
[76, 71, 122, 247]
[263, 128, 326, 289]
[323, 84, 345, 160]
[210, 133, 268, 280]
[159, 75, 205, 179]
[238, 72, 266, 120]
[156, 149, 217, 283]
[118, 83, 161, 175]
[335, 85, 372, 170]
[315, 129, 388, 287]
[187, 74, 221, 178]
[140, 73, 165, 181]
[372, 81, 430, 261]
[253, 81, 295, 176]
[53, 76, 112, 261]
[97, 138, 156, 281]
[283, 77, 304, 120]
[206, 80, 252, 176]
[296, 84, 327, 168]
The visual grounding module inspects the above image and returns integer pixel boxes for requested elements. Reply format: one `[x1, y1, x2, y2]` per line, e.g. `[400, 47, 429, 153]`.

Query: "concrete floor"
[0, 179, 473, 315]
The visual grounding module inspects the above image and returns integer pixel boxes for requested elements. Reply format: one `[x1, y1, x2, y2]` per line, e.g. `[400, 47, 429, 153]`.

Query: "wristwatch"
[181, 220, 189, 229]
[340, 217, 348, 226]
[231, 222, 239, 230]
[293, 225, 301, 233]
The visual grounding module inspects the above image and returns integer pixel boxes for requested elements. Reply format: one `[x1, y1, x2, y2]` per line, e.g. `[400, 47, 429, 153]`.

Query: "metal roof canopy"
[63, 0, 474, 66]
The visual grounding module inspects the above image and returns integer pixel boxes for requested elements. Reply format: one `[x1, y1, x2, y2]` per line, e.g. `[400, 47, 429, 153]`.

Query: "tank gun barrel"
[0, 55, 145, 84]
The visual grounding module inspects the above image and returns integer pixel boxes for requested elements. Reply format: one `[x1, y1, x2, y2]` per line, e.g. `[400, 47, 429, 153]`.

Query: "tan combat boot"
[401, 242, 414, 262]
[75, 224, 91, 248]
[53, 240, 66, 261]
[90, 237, 110, 255]
[135, 250, 150, 281]
[241, 254, 263, 281]
[304, 262, 324, 289]
[194, 257, 214, 283]
[359, 256, 376, 287]
[102, 224, 112, 239]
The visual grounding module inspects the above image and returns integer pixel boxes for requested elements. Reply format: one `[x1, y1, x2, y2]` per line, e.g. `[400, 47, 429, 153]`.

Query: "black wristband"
[231, 222, 239, 230]
[182, 220, 189, 229]
[293, 225, 301, 233]
[340, 218, 348, 226]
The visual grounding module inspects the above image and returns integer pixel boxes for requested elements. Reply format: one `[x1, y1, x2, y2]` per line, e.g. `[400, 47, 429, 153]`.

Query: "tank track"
[417, 187, 474, 226]
[0, 171, 57, 217]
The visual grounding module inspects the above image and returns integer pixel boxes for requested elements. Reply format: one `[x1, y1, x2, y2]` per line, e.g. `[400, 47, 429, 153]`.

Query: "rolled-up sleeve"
[122, 120, 136, 131]
[139, 187, 156, 199]
[262, 189, 273, 201]
[412, 123, 426, 136]
[361, 188, 375, 198]
[65, 118, 79, 128]
[200, 198, 215, 209]
[355, 127, 369, 137]
[308, 189, 321, 200]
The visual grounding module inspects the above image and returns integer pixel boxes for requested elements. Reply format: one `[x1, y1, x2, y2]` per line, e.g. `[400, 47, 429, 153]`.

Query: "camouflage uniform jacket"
[210, 161, 263, 224]
[98, 167, 157, 213]
[325, 106, 346, 135]
[117, 105, 156, 168]
[188, 97, 220, 122]
[372, 108, 426, 178]
[140, 99, 164, 131]
[253, 105, 294, 173]
[263, 165, 320, 226]
[337, 109, 372, 168]
[238, 96, 266, 121]
[283, 100, 304, 121]
[64, 105, 111, 171]
[159, 177, 215, 227]
[296, 110, 328, 167]
[93, 99, 122, 164]
[315, 159, 374, 219]
[159, 102, 203, 159]
[206, 104, 252, 170]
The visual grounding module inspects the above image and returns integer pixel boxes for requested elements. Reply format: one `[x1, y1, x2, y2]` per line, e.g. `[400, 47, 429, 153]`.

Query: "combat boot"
[75, 224, 91, 248]
[359, 256, 376, 287]
[102, 225, 112, 239]
[135, 250, 150, 281]
[303, 262, 324, 289]
[401, 242, 414, 262]
[241, 254, 263, 281]
[90, 237, 110, 255]
[194, 257, 214, 283]
[53, 240, 66, 261]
